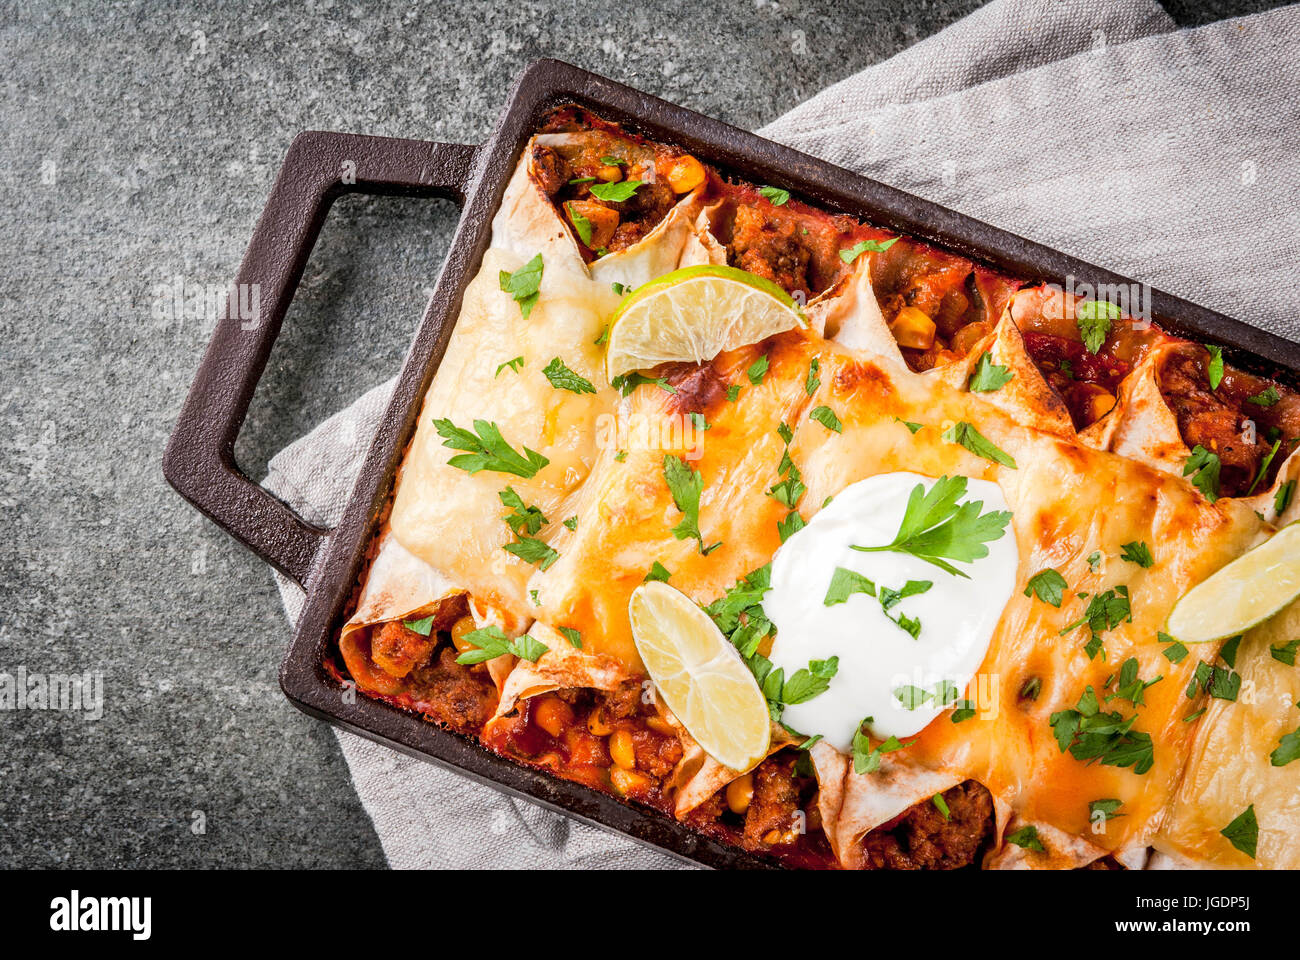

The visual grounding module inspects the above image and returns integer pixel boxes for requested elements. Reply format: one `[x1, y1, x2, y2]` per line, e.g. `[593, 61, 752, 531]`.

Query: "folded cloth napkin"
[265, 0, 1300, 868]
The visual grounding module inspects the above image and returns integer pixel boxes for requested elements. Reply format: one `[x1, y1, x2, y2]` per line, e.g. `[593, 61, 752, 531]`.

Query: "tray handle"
[163, 132, 479, 588]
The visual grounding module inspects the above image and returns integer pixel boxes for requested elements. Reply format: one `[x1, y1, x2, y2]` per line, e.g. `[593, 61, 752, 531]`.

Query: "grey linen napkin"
[265, 0, 1300, 868]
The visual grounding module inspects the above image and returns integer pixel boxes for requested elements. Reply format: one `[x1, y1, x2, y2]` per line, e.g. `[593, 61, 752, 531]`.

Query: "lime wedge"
[1166, 522, 1300, 643]
[604, 264, 806, 382]
[628, 581, 771, 771]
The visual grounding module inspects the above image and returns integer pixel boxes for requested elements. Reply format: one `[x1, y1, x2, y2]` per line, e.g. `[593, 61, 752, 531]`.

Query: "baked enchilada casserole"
[328, 107, 1300, 870]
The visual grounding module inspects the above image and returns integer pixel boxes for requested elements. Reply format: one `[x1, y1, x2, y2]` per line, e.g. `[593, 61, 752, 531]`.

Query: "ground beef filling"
[1159, 351, 1296, 497]
[362, 620, 497, 735]
[860, 780, 995, 870]
[530, 132, 685, 258]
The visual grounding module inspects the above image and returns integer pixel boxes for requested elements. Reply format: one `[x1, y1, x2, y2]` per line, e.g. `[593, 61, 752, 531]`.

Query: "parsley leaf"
[1220, 805, 1258, 859]
[805, 357, 820, 396]
[495, 356, 524, 377]
[503, 535, 559, 570]
[541, 356, 596, 395]
[455, 625, 548, 665]
[499, 486, 547, 535]
[1183, 445, 1222, 502]
[747, 355, 769, 385]
[759, 185, 790, 205]
[782, 657, 839, 705]
[1005, 825, 1045, 852]
[1089, 799, 1125, 823]
[1049, 686, 1154, 774]
[851, 719, 915, 774]
[840, 236, 899, 264]
[942, 420, 1017, 468]
[435, 418, 549, 478]
[810, 405, 843, 433]
[1246, 438, 1281, 496]
[588, 179, 643, 202]
[557, 626, 582, 649]
[565, 202, 592, 246]
[644, 561, 672, 583]
[663, 454, 720, 555]
[968, 351, 1014, 392]
[403, 615, 434, 636]
[1160, 633, 1189, 664]
[824, 567, 876, 606]
[1204, 344, 1224, 390]
[852, 475, 1012, 579]
[1270, 637, 1299, 666]
[1075, 300, 1119, 354]
[1024, 568, 1067, 607]
[1059, 587, 1132, 660]
[610, 371, 676, 397]
[1248, 385, 1281, 407]
[1119, 541, 1154, 568]
[498, 253, 544, 320]
[1276, 479, 1296, 515]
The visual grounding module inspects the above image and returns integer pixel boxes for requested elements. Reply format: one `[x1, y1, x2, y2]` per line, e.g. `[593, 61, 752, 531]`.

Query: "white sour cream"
[766, 472, 1018, 750]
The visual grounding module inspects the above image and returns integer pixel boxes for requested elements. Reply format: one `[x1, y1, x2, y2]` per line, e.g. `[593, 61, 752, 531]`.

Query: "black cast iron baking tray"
[163, 58, 1300, 869]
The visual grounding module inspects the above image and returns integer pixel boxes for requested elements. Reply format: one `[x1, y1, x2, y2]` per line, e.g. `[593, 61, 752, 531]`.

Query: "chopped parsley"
[1246, 438, 1281, 495]
[824, 567, 875, 606]
[503, 534, 559, 571]
[1005, 825, 1045, 852]
[1059, 587, 1131, 660]
[839, 236, 898, 265]
[805, 357, 820, 396]
[809, 405, 843, 433]
[1089, 799, 1124, 824]
[542, 356, 596, 395]
[747, 355, 769, 385]
[435, 418, 549, 478]
[663, 454, 720, 555]
[565, 203, 593, 246]
[588, 179, 643, 202]
[759, 185, 790, 205]
[968, 351, 1014, 392]
[1183, 445, 1222, 502]
[1024, 568, 1067, 607]
[644, 561, 672, 583]
[562, 515, 578, 531]
[893, 679, 958, 711]
[1204, 344, 1225, 390]
[495, 356, 524, 377]
[499, 486, 547, 535]
[932, 793, 951, 820]
[1248, 385, 1280, 407]
[610, 371, 676, 396]
[851, 475, 1012, 579]
[1276, 479, 1296, 515]
[851, 718, 914, 774]
[942, 420, 1017, 468]
[557, 626, 582, 649]
[1049, 685, 1155, 774]
[455, 625, 548, 665]
[1075, 300, 1118, 354]
[1119, 541, 1154, 568]
[1220, 805, 1258, 859]
[725, 383, 742, 402]
[403, 615, 434, 636]
[498, 253, 544, 320]
[1270, 637, 1299, 666]
[1160, 633, 1189, 664]
[1105, 657, 1162, 707]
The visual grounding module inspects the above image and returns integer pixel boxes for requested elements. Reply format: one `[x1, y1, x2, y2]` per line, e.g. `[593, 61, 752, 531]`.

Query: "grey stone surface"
[0, 0, 1285, 868]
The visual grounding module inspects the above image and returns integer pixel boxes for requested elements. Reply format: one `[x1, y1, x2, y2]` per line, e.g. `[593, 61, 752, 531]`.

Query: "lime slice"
[604, 264, 806, 382]
[628, 581, 771, 771]
[1167, 522, 1300, 643]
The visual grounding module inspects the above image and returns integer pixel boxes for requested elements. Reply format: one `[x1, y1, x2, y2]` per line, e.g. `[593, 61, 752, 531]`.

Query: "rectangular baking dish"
[163, 58, 1300, 869]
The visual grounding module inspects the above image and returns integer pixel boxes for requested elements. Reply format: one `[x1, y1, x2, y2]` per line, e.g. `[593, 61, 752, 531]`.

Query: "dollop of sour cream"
[766, 472, 1018, 751]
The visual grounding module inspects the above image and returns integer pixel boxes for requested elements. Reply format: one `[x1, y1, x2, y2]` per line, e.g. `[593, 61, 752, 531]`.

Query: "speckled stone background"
[0, 0, 1285, 868]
